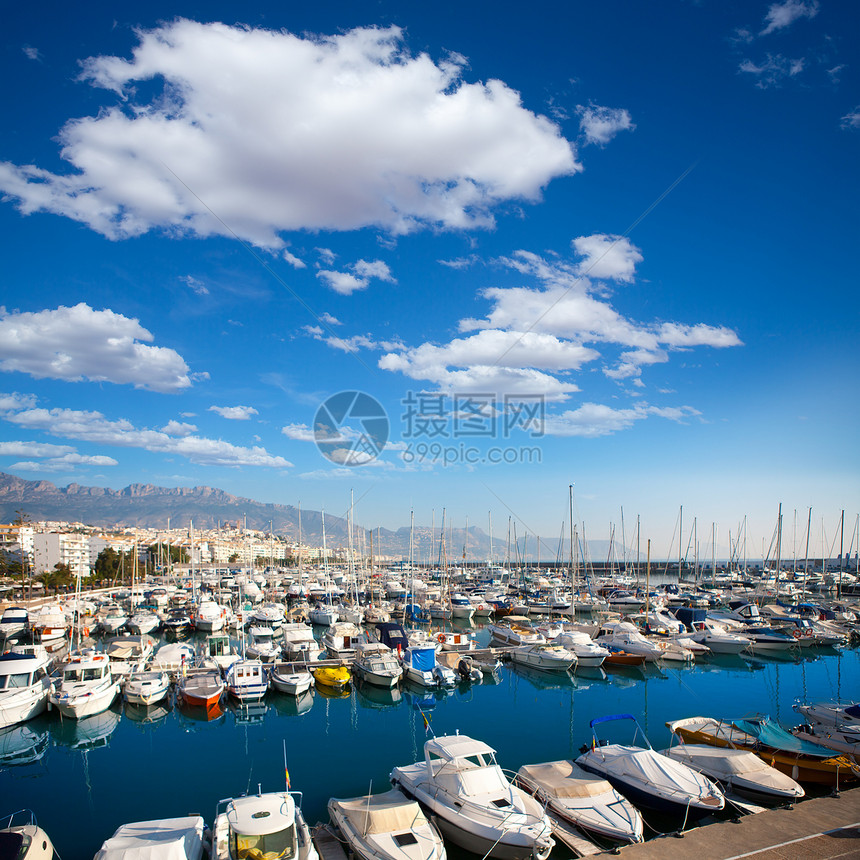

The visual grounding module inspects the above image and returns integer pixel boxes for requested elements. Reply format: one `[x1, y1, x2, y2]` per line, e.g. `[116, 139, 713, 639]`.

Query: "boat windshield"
[0, 672, 31, 689]
[232, 824, 296, 859]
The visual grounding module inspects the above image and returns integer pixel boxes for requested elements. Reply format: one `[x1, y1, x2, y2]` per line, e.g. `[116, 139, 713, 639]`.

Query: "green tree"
[228, 553, 239, 564]
[38, 562, 73, 596]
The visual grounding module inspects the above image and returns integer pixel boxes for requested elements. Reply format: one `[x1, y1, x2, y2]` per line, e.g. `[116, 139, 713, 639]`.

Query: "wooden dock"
[589, 786, 860, 859]
[312, 824, 349, 860]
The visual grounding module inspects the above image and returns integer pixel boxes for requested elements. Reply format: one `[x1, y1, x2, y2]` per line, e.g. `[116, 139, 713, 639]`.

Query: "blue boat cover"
[733, 717, 834, 758]
[846, 704, 860, 719]
[408, 647, 435, 672]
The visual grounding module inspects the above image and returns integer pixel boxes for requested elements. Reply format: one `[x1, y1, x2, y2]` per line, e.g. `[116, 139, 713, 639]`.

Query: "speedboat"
[49, 650, 120, 719]
[96, 602, 129, 635]
[554, 631, 610, 668]
[401, 646, 456, 688]
[212, 788, 318, 860]
[123, 670, 171, 707]
[94, 816, 207, 859]
[352, 643, 403, 688]
[225, 660, 268, 702]
[309, 603, 339, 627]
[575, 715, 724, 820]
[328, 787, 447, 860]
[450, 593, 476, 621]
[391, 734, 554, 860]
[510, 643, 577, 673]
[0, 809, 54, 859]
[516, 759, 643, 845]
[794, 700, 860, 729]
[597, 621, 694, 663]
[245, 626, 282, 662]
[270, 664, 314, 696]
[125, 610, 161, 636]
[487, 616, 545, 647]
[194, 600, 227, 632]
[663, 721, 804, 803]
[668, 715, 859, 786]
[0, 651, 52, 728]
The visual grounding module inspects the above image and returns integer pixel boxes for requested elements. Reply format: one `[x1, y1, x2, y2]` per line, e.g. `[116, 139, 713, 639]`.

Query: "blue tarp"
[408, 647, 436, 672]
[733, 717, 834, 758]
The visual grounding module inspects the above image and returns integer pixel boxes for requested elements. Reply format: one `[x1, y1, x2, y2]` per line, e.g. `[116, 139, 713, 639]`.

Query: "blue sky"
[1, 0, 857, 558]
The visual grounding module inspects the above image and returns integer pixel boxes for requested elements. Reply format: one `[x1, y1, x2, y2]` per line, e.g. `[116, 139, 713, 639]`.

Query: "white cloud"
[160, 420, 198, 436]
[283, 249, 306, 269]
[317, 259, 395, 295]
[0, 22, 578, 246]
[0, 304, 191, 392]
[544, 402, 700, 437]
[438, 256, 477, 270]
[0, 392, 38, 413]
[319, 313, 341, 326]
[576, 104, 635, 146]
[4, 406, 290, 468]
[0, 441, 74, 458]
[208, 405, 259, 420]
[181, 275, 209, 296]
[281, 423, 315, 442]
[22, 45, 42, 62]
[11, 452, 119, 472]
[572, 234, 643, 283]
[841, 107, 860, 131]
[324, 334, 379, 353]
[739, 54, 805, 88]
[760, 0, 819, 36]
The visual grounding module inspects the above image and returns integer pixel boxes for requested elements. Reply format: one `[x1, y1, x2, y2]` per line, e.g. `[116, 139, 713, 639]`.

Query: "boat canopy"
[94, 816, 206, 860]
[336, 789, 428, 835]
[518, 761, 613, 799]
[227, 793, 296, 836]
[733, 717, 835, 758]
[406, 647, 435, 672]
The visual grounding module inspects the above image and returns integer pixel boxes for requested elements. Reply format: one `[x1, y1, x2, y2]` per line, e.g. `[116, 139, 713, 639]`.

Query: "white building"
[32, 532, 91, 579]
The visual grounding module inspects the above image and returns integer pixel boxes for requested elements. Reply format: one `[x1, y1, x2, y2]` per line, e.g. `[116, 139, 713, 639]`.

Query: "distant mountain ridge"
[0, 471, 615, 560]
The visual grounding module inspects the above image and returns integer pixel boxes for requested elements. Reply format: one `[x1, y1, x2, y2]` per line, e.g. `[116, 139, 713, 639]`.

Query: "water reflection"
[50, 708, 121, 751]
[177, 699, 227, 728]
[123, 700, 172, 727]
[228, 700, 269, 725]
[355, 681, 402, 711]
[0, 721, 50, 768]
[270, 690, 315, 717]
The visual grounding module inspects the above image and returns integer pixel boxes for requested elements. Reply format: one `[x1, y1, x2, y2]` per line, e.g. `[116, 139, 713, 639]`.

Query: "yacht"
[282, 623, 323, 662]
[0, 651, 52, 728]
[225, 660, 268, 702]
[352, 643, 403, 688]
[212, 788, 318, 860]
[194, 600, 227, 632]
[450, 593, 475, 621]
[246, 626, 282, 663]
[509, 643, 578, 673]
[391, 734, 554, 860]
[49, 650, 120, 719]
[554, 630, 610, 668]
[0, 607, 29, 642]
[487, 616, 545, 647]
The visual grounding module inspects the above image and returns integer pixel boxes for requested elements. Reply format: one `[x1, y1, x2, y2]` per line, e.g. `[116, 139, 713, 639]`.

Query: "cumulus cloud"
[208, 405, 259, 420]
[160, 420, 198, 435]
[739, 54, 805, 87]
[544, 402, 701, 437]
[0, 304, 191, 392]
[11, 452, 119, 472]
[0, 441, 74, 458]
[760, 0, 819, 36]
[283, 249, 306, 269]
[576, 104, 635, 146]
[3, 405, 290, 468]
[572, 234, 643, 283]
[379, 242, 741, 408]
[0, 21, 578, 246]
[317, 259, 395, 295]
[281, 423, 315, 442]
[319, 313, 341, 326]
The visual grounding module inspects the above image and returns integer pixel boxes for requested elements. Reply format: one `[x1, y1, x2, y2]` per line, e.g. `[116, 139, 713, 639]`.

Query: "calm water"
[2, 621, 859, 858]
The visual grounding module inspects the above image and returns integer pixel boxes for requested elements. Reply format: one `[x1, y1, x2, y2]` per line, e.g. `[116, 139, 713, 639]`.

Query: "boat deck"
[590, 785, 860, 859]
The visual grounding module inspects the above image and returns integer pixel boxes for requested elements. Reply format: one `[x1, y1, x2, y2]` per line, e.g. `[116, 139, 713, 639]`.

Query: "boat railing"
[0, 809, 38, 830]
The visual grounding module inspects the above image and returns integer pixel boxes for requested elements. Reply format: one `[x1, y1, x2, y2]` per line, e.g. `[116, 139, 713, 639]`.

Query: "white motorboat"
[151, 642, 197, 671]
[595, 621, 693, 663]
[554, 631, 610, 668]
[0, 651, 52, 728]
[252, 602, 286, 629]
[0, 809, 54, 859]
[793, 700, 860, 728]
[49, 650, 120, 719]
[94, 815, 207, 860]
[575, 715, 724, 820]
[401, 646, 456, 688]
[391, 734, 554, 860]
[516, 759, 643, 845]
[123, 670, 171, 707]
[328, 787, 447, 860]
[487, 616, 545, 647]
[97, 602, 129, 635]
[352, 643, 403, 688]
[270, 664, 314, 696]
[323, 622, 363, 659]
[126, 610, 161, 636]
[510, 643, 577, 672]
[433, 631, 475, 653]
[661, 737, 804, 804]
[686, 619, 751, 655]
[282, 622, 323, 662]
[201, 633, 240, 672]
[225, 659, 268, 702]
[450, 593, 476, 621]
[103, 635, 155, 678]
[246, 626, 283, 662]
[309, 604, 339, 627]
[212, 789, 318, 860]
[0, 607, 28, 641]
[194, 600, 227, 632]
[29, 604, 68, 642]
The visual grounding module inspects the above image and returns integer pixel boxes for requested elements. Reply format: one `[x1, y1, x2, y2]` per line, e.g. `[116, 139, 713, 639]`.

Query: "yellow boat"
[313, 664, 351, 689]
[668, 716, 860, 786]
